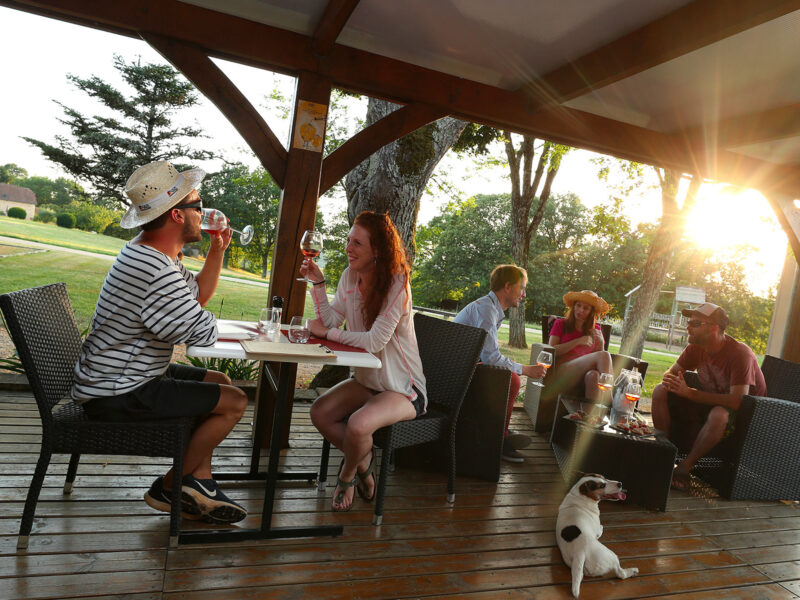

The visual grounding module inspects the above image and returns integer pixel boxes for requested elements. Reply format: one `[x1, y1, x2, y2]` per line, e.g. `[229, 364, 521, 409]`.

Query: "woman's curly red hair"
[353, 211, 411, 328]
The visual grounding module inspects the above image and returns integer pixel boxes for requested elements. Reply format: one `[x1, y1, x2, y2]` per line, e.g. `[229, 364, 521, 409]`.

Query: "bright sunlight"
[684, 184, 787, 296]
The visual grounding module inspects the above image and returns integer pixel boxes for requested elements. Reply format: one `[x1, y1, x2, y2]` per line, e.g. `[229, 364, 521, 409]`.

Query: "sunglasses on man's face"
[687, 319, 713, 328]
[175, 199, 203, 211]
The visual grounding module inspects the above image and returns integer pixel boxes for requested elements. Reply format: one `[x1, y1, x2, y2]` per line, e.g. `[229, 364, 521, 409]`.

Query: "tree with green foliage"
[201, 163, 281, 278]
[15, 175, 86, 206]
[319, 210, 353, 289]
[413, 194, 513, 308]
[0, 163, 27, 184]
[595, 159, 701, 358]
[24, 55, 214, 207]
[454, 127, 571, 347]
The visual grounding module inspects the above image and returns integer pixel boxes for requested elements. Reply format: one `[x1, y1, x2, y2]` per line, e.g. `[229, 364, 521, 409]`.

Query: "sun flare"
[683, 185, 787, 296]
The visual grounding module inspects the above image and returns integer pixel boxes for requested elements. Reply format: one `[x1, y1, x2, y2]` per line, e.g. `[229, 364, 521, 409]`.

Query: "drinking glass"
[597, 372, 614, 392]
[201, 208, 254, 245]
[288, 316, 311, 343]
[258, 307, 281, 338]
[297, 229, 323, 282]
[529, 350, 552, 388]
[624, 381, 642, 404]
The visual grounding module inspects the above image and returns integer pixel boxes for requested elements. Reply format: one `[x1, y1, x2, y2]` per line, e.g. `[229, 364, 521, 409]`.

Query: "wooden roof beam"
[528, 0, 800, 108]
[4, 0, 800, 196]
[675, 102, 800, 149]
[320, 103, 448, 195]
[141, 33, 287, 188]
[312, 0, 360, 57]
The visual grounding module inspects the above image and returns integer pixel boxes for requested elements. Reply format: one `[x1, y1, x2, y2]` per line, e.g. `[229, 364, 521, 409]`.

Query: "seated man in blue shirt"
[454, 264, 546, 462]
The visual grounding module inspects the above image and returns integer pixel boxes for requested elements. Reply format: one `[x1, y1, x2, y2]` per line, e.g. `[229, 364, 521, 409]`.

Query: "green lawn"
[0, 216, 269, 283]
[0, 249, 316, 330]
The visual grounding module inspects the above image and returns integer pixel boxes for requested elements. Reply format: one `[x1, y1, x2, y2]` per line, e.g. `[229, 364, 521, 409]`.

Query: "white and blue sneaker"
[143, 476, 203, 520]
[180, 475, 247, 524]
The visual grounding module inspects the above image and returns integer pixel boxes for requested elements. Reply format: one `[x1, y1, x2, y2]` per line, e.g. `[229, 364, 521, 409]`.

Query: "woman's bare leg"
[310, 380, 415, 510]
[551, 351, 613, 402]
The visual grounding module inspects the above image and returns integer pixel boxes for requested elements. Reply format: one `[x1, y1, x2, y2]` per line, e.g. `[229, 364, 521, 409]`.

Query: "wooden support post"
[764, 192, 800, 362]
[257, 71, 332, 449]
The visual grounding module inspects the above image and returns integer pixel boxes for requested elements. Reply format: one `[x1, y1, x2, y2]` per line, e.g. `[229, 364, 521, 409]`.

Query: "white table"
[182, 319, 381, 544]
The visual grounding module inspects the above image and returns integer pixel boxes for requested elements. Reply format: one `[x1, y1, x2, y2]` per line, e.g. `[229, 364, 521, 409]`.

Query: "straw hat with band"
[120, 160, 206, 229]
[563, 290, 610, 318]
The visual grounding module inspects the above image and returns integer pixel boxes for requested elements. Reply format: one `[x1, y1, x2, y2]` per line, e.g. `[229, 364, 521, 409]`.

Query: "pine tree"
[24, 55, 214, 207]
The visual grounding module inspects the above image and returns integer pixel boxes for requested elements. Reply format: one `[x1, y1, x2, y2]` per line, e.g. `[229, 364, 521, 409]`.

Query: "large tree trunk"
[345, 99, 467, 262]
[619, 170, 700, 358]
[505, 138, 563, 348]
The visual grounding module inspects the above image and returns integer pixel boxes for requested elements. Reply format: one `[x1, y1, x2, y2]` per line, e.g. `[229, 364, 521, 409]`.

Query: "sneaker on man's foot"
[143, 476, 204, 520]
[181, 475, 247, 524]
[501, 439, 524, 463]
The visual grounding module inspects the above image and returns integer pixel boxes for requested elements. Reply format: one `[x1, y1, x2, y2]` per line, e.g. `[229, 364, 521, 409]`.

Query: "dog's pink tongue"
[611, 491, 626, 501]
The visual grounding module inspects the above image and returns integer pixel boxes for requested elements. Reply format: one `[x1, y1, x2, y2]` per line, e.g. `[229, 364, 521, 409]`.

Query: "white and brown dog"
[556, 473, 638, 598]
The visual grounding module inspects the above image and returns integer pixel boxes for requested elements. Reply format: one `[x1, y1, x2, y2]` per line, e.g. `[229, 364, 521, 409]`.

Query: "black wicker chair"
[0, 283, 194, 549]
[317, 313, 486, 525]
[674, 355, 800, 500]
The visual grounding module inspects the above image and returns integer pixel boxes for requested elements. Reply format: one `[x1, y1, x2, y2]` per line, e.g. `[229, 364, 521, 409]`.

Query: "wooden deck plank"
[1, 394, 799, 599]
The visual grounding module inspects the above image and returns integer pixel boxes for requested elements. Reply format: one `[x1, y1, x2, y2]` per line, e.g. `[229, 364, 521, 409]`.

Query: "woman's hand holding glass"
[300, 257, 324, 284]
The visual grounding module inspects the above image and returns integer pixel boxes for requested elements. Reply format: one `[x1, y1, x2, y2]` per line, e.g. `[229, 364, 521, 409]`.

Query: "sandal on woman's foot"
[356, 448, 377, 502]
[332, 459, 357, 512]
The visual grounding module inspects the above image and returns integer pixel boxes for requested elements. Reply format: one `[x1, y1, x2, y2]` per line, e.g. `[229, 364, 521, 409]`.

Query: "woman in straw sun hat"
[547, 290, 613, 403]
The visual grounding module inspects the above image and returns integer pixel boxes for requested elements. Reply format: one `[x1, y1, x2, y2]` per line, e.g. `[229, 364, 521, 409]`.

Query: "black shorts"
[411, 385, 426, 418]
[82, 364, 220, 422]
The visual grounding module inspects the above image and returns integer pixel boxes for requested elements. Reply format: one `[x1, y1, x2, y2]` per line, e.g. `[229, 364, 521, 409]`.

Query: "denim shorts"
[82, 363, 219, 422]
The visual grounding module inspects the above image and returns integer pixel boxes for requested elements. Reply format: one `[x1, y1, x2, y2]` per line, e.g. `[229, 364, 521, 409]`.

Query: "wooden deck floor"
[1, 389, 799, 599]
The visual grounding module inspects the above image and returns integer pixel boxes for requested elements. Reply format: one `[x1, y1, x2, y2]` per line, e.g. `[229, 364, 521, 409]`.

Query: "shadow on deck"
[0, 390, 798, 599]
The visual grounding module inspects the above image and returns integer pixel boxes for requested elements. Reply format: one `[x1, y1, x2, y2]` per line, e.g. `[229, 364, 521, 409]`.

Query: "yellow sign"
[292, 100, 328, 152]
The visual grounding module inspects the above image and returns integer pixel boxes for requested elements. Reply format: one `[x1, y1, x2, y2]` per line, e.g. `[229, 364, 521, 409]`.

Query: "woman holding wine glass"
[547, 290, 614, 403]
[300, 211, 427, 512]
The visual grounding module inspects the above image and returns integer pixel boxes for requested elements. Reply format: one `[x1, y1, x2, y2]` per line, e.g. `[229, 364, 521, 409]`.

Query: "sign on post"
[676, 286, 705, 304]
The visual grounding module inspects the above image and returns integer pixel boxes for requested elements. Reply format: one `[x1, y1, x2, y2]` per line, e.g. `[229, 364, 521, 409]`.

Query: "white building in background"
[0, 183, 36, 220]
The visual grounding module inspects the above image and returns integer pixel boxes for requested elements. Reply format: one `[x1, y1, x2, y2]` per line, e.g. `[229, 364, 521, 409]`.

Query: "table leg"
[179, 362, 343, 543]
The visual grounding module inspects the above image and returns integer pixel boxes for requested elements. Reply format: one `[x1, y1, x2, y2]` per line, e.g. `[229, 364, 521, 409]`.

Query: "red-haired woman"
[548, 290, 613, 403]
[301, 211, 427, 512]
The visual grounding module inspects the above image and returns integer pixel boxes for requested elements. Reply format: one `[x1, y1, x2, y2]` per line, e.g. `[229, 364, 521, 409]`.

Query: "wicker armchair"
[0, 283, 194, 549]
[678, 355, 800, 500]
[317, 313, 486, 525]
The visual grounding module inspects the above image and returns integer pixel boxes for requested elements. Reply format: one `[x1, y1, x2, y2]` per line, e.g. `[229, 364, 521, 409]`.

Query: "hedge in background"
[35, 208, 56, 223]
[56, 213, 76, 228]
[7, 207, 26, 219]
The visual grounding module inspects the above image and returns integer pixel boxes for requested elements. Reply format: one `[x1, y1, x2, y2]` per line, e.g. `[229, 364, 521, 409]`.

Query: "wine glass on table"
[529, 350, 552, 387]
[201, 208, 254, 245]
[597, 373, 614, 394]
[623, 381, 642, 414]
[298, 229, 323, 282]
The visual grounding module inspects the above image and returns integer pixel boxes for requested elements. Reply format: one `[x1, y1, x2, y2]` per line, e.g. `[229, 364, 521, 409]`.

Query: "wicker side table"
[550, 395, 678, 511]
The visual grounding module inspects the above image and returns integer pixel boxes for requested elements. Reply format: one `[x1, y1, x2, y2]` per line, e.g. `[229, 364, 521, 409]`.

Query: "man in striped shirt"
[71, 161, 248, 524]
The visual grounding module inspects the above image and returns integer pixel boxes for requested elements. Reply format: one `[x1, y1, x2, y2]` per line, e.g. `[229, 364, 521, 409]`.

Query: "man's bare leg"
[677, 406, 728, 474]
[162, 370, 247, 487]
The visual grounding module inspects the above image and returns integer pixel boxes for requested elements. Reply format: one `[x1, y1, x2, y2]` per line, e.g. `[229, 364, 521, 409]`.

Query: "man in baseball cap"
[71, 161, 249, 524]
[651, 301, 765, 491]
[680, 302, 730, 330]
